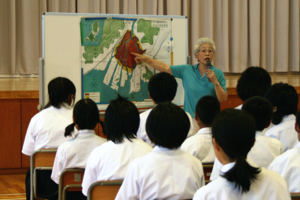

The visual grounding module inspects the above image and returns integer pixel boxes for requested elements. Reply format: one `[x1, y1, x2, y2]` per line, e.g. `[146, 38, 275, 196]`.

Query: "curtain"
[0, 0, 299, 75]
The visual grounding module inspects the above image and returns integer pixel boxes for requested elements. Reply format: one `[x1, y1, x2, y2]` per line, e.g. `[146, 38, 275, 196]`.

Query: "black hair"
[236, 67, 271, 101]
[65, 98, 103, 137]
[104, 94, 139, 144]
[264, 82, 298, 125]
[148, 72, 177, 103]
[146, 102, 190, 149]
[45, 77, 76, 109]
[297, 110, 300, 128]
[212, 109, 260, 193]
[196, 95, 220, 125]
[242, 96, 273, 131]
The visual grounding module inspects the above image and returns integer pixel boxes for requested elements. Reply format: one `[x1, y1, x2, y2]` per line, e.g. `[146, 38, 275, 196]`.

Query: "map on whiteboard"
[80, 17, 172, 103]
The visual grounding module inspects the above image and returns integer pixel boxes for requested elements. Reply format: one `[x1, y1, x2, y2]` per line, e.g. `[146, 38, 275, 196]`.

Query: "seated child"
[116, 102, 205, 200]
[22, 77, 76, 200]
[136, 72, 194, 146]
[264, 82, 299, 151]
[81, 95, 152, 196]
[193, 109, 290, 200]
[210, 96, 284, 180]
[268, 110, 300, 192]
[51, 98, 106, 183]
[181, 95, 220, 163]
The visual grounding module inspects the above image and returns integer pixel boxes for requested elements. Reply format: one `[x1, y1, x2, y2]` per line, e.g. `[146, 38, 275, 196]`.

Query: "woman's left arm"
[207, 69, 228, 102]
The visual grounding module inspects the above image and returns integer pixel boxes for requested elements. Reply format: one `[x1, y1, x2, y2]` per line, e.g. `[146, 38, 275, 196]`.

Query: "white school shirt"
[181, 127, 215, 163]
[210, 131, 283, 181]
[81, 137, 152, 196]
[264, 114, 298, 152]
[136, 108, 194, 146]
[247, 131, 283, 168]
[115, 146, 205, 200]
[194, 162, 290, 200]
[268, 142, 300, 192]
[22, 104, 73, 156]
[51, 129, 106, 184]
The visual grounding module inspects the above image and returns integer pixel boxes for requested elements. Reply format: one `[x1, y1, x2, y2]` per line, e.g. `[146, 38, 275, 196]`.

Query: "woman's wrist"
[214, 82, 220, 87]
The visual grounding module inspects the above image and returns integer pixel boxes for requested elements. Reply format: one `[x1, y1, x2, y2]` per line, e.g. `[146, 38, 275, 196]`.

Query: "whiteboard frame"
[41, 12, 188, 110]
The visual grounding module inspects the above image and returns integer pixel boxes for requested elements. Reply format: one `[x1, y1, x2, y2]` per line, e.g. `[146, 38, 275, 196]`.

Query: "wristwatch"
[214, 82, 220, 87]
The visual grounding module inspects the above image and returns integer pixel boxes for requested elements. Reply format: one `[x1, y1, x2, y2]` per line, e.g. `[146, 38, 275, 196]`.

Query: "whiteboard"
[41, 12, 188, 110]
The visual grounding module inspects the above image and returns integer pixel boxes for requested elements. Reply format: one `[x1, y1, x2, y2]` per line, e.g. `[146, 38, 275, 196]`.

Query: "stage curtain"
[0, 0, 299, 75]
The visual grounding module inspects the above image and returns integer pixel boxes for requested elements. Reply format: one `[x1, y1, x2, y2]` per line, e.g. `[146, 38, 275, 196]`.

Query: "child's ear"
[295, 122, 300, 133]
[195, 112, 199, 121]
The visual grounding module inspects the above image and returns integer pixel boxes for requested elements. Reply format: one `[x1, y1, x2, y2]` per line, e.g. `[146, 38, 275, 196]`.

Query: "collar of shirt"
[74, 129, 96, 138]
[193, 64, 216, 71]
[221, 162, 236, 174]
[255, 131, 263, 137]
[294, 142, 300, 148]
[196, 127, 211, 136]
[282, 114, 296, 122]
[153, 146, 183, 156]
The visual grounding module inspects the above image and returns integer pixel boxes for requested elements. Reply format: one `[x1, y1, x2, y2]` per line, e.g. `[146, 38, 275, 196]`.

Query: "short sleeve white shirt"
[247, 131, 283, 168]
[137, 108, 194, 146]
[268, 142, 300, 192]
[181, 127, 215, 163]
[81, 138, 152, 196]
[51, 129, 106, 184]
[115, 146, 205, 200]
[22, 104, 73, 156]
[194, 163, 290, 200]
[264, 114, 298, 152]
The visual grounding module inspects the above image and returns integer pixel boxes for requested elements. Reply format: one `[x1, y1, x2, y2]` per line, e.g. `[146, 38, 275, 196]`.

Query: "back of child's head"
[47, 77, 76, 108]
[148, 72, 177, 103]
[104, 95, 139, 144]
[196, 95, 220, 125]
[237, 67, 271, 101]
[212, 108, 260, 193]
[242, 96, 273, 131]
[146, 102, 190, 149]
[65, 98, 102, 137]
[264, 82, 298, 125]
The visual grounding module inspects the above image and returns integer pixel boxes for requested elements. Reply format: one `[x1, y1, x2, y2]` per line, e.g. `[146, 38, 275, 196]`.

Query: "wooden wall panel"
[21, 99, 39, 168]
[0, 100, 21, 169]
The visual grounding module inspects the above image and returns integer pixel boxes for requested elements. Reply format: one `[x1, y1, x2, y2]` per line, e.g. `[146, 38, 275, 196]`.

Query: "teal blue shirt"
[170, 64, 227, 118]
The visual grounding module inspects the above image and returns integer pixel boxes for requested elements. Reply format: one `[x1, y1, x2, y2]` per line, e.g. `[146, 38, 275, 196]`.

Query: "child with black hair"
[22, 77, 76, 156]
[210, 96, 283, 181]
[268, 110, 300, 192]
[22, 77, 76, 200]
[81, 95, 152, 196]
[264, 82, 299, 151]
[193, 109, 290, 200]
[236, 66, 271, 109]
[181, 95, 220, 163]
[116, 102, 205, 199]
[51, 98, 106, 183]
[48, 98, 105, 200]
[137, 72, 194, 146]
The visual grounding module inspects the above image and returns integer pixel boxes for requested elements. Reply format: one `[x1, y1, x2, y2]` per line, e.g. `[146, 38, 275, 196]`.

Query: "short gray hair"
[193, 37, 216, 54]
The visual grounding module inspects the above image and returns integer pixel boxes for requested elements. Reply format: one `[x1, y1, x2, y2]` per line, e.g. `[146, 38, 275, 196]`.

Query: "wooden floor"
[0, 174, 26, 199]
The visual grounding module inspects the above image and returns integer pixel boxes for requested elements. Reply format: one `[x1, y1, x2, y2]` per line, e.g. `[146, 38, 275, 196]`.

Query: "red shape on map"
[115, 30, 146, 69]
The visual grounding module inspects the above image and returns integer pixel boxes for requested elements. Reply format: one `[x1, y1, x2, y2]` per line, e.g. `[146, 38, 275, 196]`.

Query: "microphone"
[206, 60, 211, 82]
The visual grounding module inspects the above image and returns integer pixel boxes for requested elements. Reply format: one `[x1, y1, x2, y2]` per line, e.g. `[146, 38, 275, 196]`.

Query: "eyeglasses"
[196, 49, 214, 54]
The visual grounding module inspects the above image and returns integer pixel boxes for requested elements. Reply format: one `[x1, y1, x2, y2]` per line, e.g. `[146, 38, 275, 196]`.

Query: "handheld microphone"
[206, 60, 211, 82]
